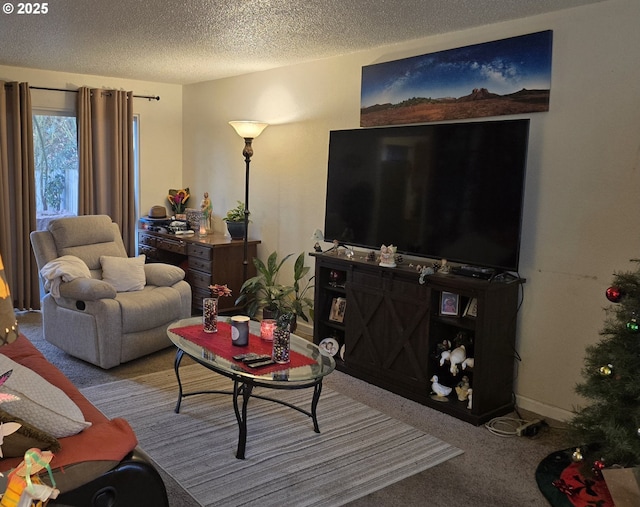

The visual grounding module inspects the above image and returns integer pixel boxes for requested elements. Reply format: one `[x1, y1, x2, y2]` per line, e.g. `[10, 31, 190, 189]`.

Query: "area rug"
[81, 364, 463, 507]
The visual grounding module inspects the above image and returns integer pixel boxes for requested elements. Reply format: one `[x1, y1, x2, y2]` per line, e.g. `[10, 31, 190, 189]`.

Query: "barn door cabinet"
[311, 251, 523, 425]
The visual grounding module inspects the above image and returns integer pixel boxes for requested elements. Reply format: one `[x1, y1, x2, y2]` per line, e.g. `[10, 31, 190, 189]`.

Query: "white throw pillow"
[0, 355, 91, 438]
[100, 254, 146, 292]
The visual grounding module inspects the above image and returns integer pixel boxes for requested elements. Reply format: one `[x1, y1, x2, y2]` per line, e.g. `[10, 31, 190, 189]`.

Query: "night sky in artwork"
[361, 31, 553, 108]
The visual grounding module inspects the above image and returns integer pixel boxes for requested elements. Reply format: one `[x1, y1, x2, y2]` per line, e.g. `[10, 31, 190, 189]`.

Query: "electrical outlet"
[516, 419, 544, 437]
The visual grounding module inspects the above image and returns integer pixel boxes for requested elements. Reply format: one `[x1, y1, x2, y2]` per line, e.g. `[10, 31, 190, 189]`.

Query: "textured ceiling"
[0, 0, 603, 84]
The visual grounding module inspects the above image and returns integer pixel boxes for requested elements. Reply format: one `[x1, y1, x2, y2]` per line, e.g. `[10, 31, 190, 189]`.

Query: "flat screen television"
[323, 119, 530, 272]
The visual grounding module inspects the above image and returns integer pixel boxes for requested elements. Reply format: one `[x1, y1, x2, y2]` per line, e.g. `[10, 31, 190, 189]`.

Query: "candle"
[260, 319, 276, 341]
[199, 215, 207, 237]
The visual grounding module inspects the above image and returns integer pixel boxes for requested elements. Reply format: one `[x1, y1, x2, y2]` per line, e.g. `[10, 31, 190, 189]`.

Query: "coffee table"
[167, 317, 335, 459]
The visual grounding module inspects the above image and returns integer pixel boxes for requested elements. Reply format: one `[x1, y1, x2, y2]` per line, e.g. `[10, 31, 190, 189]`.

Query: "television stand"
[311, 251, 524, 425]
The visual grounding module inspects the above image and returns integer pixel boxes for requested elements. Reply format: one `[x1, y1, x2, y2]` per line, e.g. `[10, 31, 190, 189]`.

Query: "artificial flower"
[167, 188, 190, 214]
[209, 284, 232, 298]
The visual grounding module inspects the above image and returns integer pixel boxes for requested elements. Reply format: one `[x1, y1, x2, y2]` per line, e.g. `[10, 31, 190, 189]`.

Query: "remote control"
[232, 353, 256, 361]
[246, 359, 275, 368]
[242, 354, 272, 364]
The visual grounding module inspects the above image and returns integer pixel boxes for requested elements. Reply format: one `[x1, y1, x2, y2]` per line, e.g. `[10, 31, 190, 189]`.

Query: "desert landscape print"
[361, 31, 552, 126]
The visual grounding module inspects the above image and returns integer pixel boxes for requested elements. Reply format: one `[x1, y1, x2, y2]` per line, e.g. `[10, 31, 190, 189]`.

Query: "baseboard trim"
[515, 394, 573, 423]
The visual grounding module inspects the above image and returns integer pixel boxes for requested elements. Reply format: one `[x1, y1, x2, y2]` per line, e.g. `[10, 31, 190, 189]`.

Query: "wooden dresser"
[138, 229, 260, 313]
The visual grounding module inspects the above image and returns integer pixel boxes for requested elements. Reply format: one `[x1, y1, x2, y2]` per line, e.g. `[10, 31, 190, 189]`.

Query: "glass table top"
[167, 317, 335, 383]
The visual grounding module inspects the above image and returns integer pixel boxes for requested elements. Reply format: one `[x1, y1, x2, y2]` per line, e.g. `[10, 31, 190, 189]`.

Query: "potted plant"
[223, 201, 249, 240]
[236, 251, 295, 319]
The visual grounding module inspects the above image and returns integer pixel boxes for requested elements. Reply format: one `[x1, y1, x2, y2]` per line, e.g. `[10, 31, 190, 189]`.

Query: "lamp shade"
[229, 121, 268, 139]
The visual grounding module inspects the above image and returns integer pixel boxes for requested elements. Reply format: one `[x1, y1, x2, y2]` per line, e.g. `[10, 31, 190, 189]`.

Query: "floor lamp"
[228, 121, 269, 282]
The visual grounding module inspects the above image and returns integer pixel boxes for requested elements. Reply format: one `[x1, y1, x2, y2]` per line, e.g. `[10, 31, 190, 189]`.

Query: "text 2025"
[17, 3, 48, 14]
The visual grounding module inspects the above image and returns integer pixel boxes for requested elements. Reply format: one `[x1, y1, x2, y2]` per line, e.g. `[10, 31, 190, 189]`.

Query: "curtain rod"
[28, 85, 160, 101]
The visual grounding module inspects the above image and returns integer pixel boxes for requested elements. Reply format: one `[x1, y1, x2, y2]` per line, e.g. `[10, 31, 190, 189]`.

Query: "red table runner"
[170, 322, 317, 375]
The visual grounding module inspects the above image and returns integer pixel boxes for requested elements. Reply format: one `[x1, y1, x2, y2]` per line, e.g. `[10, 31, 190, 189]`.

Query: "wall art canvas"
[361, 30, 553, 126]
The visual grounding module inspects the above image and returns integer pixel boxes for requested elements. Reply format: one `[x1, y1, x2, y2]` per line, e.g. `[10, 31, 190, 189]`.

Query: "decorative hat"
[149, 206, 167, 218]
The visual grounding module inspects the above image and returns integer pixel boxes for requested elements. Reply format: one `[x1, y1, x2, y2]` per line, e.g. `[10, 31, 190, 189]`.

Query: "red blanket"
[0, 335, 138, 475]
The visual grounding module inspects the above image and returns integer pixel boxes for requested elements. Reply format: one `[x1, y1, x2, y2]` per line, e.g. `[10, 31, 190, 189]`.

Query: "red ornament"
[592, 459, 605, 479]
[606, 286, 623, 303]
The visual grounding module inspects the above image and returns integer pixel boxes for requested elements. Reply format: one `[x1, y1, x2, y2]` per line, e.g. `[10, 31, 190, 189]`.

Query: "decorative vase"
[272, 323, 290, 364]
[203, 297, 219, 333]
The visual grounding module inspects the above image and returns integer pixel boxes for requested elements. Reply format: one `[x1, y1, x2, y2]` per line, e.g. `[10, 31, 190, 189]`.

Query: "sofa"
[0, 333, 170, 506]
[30, 214, 192, 369]
[0, 247, 169, 505]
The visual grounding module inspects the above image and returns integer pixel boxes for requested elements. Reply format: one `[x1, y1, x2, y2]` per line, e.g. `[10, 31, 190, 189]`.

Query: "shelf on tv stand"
[310, 251, 524, 425]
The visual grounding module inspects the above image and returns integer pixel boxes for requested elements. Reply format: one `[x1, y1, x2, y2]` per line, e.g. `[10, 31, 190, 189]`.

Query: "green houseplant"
[224, 201, 249, 240]
[236, 251, 315, 326]
[236, 251, 295, 319]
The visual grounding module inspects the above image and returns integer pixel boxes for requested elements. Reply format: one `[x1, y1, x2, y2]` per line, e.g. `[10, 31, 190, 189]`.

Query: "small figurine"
[453, 330, 472, 349]
[462, 357, 474, 370]
[379, 244, 397, 267]
[455, 375, 471, 402]
[440, 344, 466, 376]
[467, 388, 473, 409]
[439, 259, 450, 274]
[200, 192, 212, 231]
[434, 339, 452, 358]
[419, 266, 434, 284]
[311, 229, 324, 252]
[430, 375, 452, 401]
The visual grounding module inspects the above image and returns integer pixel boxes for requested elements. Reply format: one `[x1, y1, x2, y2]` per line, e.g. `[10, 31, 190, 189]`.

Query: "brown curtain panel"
[77, 87, 135, 254]
[0, 81, 39, 310]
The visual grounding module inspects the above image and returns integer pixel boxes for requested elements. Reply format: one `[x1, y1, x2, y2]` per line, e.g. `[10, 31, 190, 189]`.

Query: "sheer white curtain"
[0, 81, 39, 310]
[77, 87, 135, 254]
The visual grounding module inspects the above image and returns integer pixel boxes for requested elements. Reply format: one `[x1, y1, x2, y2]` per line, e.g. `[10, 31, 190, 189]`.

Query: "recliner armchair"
[30, 215, 191, 369]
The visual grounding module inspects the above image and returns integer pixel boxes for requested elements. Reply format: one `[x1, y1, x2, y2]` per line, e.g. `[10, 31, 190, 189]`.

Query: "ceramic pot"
[226, 221, 245, 240]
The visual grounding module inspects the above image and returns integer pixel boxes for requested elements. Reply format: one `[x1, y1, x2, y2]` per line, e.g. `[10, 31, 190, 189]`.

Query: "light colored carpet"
[81, 364, 463, 507]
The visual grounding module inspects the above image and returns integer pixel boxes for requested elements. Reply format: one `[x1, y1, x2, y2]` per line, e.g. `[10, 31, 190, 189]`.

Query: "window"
[32, 112, 140, 231]
[32, 112, 78, 229]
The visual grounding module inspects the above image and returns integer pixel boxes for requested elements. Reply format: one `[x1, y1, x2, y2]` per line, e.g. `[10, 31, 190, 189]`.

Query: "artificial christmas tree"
[570, 260, 640, 467]
[567, 260, 640, 504]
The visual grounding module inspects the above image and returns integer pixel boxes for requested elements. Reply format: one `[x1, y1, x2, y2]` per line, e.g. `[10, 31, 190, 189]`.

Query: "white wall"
[183, 0, 640, 419]
[0, 65, 183, 217]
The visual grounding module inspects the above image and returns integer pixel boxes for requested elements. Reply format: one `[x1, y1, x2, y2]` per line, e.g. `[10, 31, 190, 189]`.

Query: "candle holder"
[260, 319, 276, 341]
[199, 214, 208, 237]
